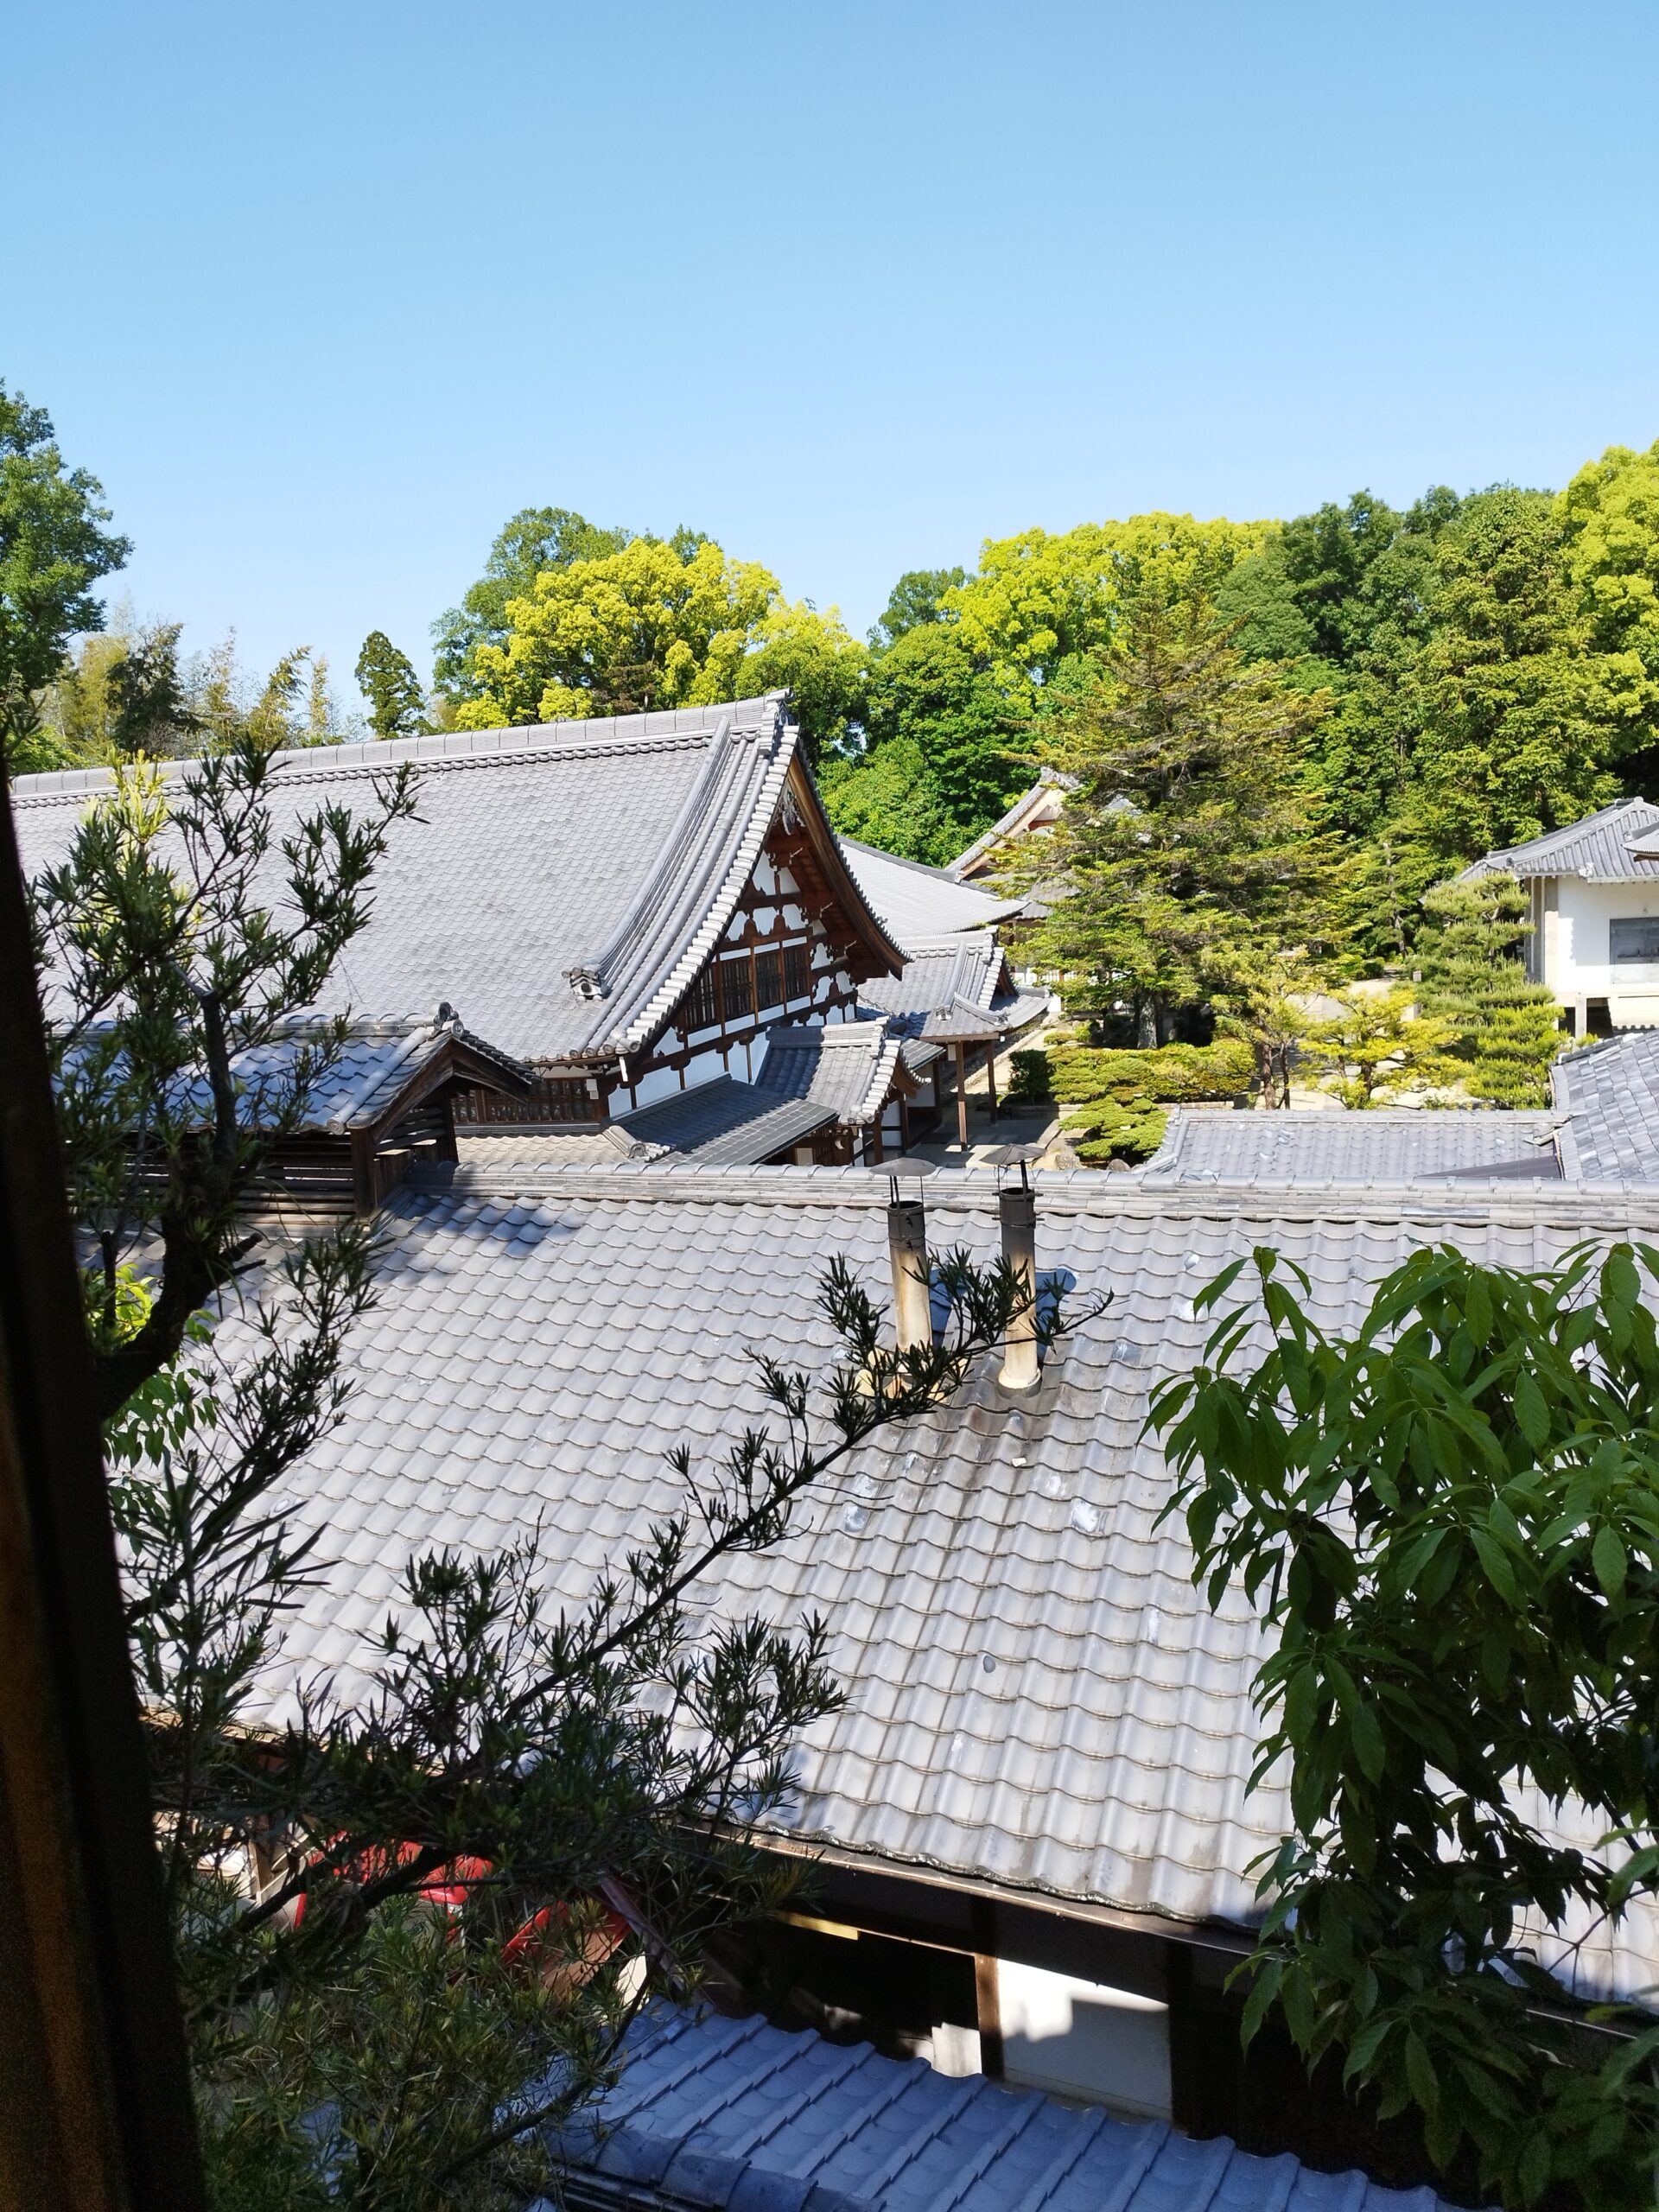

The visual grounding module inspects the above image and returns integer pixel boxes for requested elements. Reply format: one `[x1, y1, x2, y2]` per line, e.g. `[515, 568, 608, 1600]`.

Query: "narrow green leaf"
[1592, 1522, 1627, 1598]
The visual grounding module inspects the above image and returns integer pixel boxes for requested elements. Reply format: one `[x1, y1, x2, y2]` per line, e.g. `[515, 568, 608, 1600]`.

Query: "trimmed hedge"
[1012, 1038, 1255, 1164]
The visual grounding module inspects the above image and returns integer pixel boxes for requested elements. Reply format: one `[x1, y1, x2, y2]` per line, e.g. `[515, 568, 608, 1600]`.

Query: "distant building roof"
[543, 2004, 1455, 2212]
[234, 1164, 1659, 2005]
[1463, 797, 1659, 884]
[1552, 1029, 1659, 1181]
[1141, 1107, 1563, 1188]
[12, 696, 904, 1066]
[842, 839, 1026, 950]
[949, 774, 1072, 882]
[859, 932, 1047, 1060]
[461, 1020, 906, 1171]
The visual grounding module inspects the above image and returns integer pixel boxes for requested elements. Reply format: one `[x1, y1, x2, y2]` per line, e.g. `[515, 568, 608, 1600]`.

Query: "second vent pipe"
[997, 1155, 1039, 1393]
[887, 1168, 933, 1356]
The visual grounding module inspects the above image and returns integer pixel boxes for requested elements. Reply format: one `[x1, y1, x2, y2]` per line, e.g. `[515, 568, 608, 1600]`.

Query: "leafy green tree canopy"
[431, 506, 632, 702]
[868, 566, 968, 648]
[459, 537, 866, 750]
[0, 378, 130, 692]
[1152, 1241, 1659, 2210]
[355, 630, 428, 740]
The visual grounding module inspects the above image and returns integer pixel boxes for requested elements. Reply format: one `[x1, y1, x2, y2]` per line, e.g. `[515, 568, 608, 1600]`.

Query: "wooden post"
[970, 1899, 1003, 2080]
[985, 1042, 999, 1122]
[953, 1041, 969, 1150]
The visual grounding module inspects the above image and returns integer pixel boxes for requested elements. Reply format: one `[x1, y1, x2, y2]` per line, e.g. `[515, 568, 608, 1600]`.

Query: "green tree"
[1301, 984, 1462, 1108]
[868, 566, 968, 647]
[0, 378, 130, 693]
[1150, 1241, 1659, 2211]
[460, 537, 863, 744]
[1560, 440, 1659, 794]
[1402, 488, 1644, 865]
[859, 621, 1031, 836]
[1028, 588, 1335, 1043]
[946, 511, 1271, 699]
[355, 630, 428, 740]
[817, 735, 966, 865]
[1416, 875, 1562, 1106]
[431, 507, 632, 703]
[107, 620, 198, 755]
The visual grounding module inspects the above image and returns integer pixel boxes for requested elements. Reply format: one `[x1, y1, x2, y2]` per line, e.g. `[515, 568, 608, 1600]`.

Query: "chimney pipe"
[997, 1177, 1039, 1393]
[887, 1196, 933, 1357]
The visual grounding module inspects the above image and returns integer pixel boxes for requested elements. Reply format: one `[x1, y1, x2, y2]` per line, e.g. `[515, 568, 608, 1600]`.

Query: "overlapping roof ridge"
[7, 692, 789, 804]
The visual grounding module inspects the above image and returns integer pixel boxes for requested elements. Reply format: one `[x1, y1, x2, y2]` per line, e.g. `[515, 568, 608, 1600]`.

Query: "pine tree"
[355, 631, 428, 740]
[1029, 588, 1338, 1043]
[1415, 875, 1563, 1107]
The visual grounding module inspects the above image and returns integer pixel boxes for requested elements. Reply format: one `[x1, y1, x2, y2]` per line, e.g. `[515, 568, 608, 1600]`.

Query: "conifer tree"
[355, 631, 428, 740]
[1416, 875, 1562, 1106]
[1029, 587, 1337, 1043]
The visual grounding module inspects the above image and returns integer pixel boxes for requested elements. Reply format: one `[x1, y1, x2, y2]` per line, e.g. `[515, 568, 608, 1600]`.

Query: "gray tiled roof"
[1141, 1108, 1563, 1187]
[862, 934, 1006, 1020]
[66, 1013, 530, 1134]
[14, 696, 899, 1065]
[544, 2005, 1453, 2212]
[615, 1077, 835, 1166]
[1552, 1030, 1659, 1181]
[756, 1019, 904, 1125]
[1463, 797, 1659, 883]
[842, 841, 1026, 949]
[230, 1166, 1659, 2002]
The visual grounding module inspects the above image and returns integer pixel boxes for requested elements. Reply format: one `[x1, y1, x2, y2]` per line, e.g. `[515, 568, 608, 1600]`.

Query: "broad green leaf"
[1592, 1522, 1627, 1598]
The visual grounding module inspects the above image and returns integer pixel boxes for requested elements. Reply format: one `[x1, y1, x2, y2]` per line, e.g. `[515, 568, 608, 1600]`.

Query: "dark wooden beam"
[0, 783, 206, 2211]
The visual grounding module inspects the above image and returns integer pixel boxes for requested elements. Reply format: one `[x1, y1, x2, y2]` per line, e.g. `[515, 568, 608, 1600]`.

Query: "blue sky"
[9, 0, 1659, 702]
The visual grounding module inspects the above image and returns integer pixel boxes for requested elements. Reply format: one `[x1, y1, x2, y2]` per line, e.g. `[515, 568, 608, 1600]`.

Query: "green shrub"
[1030, 1039, 1254, 1163]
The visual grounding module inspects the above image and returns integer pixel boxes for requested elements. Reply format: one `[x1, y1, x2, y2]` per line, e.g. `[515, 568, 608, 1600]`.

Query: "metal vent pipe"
[997, 1180, 1039, 1393]
[887, 1196, 933, 1355]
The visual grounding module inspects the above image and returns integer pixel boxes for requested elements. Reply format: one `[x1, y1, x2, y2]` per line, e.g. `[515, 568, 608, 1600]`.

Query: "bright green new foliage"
[1149, 1242, 1659, 2209]
[1302, 985, 1462, 1108]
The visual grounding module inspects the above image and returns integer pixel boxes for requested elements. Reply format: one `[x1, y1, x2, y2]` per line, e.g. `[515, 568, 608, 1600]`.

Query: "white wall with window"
[1538, 876, 1659, 1027]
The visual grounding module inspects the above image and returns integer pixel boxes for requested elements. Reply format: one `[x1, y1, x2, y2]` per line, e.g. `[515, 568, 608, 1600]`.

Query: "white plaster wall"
[996, 1961, 1171, 2121]
[1548, 878, 1659, 1016]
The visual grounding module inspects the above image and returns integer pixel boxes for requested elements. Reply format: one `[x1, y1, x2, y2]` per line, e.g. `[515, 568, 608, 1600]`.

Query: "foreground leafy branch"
[29, 734, 419, 1419]
[1148, 1240, 1659, 2209]
[119, 1239, 1085, 2210]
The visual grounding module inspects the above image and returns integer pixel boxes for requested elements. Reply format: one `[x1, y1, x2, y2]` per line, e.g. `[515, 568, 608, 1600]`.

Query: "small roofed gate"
[454, 1071, 607, 1128]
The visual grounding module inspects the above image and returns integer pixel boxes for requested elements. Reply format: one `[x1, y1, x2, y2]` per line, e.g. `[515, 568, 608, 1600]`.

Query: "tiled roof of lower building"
[1140, 1108, 1563, 1187]
[14, 696, 903, 1065]
[1551, 1030, 1659, 1180]
[539, 2005, 1458, 2212]
[232, 1166, 1659, 2005]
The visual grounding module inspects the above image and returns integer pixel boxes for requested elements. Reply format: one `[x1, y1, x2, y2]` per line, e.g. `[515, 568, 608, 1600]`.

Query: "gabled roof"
[547, 2005, 1452, 2212]
[65, 1012, 531, 1135]
[1463, 797, 1659, 883]
[841, 839, 1026, 950]
[859, 932, 1048, 1058]
[1140, 1107, 1563, 1188]
[947, 772, 1071, 881]
[1552, 1029, 1659, 1181]
[753, 1018, 905, 1127]
[233, 1166, 1659, 2005]
[11, 696, 904, 1067]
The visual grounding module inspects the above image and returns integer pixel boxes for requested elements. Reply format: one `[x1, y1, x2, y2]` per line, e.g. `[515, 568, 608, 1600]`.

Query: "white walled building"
[1465, 796, 1659, 1033]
